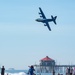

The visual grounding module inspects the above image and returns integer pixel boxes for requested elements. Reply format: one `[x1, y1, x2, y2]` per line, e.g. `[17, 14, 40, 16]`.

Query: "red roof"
[40, 56, 54, 61]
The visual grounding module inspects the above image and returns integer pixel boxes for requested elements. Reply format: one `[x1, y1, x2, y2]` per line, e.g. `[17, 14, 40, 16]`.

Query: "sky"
[0, 0, 75, 70]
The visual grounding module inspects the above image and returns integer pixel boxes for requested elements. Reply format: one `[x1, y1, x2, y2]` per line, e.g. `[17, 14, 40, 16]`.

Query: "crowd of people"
[66, 67, 75, 75]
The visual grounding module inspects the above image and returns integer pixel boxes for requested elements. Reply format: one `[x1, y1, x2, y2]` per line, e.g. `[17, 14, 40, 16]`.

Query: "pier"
[34, 64, 75, 67]
[34, 64, 75, 74]
[33, 56, 75, 73]
[55, 65, 75, 67]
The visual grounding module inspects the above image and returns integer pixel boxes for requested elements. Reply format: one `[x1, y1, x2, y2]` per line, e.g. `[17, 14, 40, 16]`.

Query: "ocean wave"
[3, 72, 27, 75]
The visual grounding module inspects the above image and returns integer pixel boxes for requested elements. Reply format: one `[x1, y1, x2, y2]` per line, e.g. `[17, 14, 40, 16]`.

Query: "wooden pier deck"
[34, 64, 75, 67]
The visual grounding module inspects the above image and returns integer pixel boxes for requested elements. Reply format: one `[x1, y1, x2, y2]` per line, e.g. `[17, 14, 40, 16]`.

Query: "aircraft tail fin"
[51, 15, 57, 25]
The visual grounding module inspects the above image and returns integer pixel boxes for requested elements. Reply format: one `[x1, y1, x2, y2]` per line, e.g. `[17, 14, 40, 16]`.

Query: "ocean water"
[0, 70, 28, 75]
[3, 72, 27, 75]
[0, 69, 65, 75]
[5, 70, 28, 73]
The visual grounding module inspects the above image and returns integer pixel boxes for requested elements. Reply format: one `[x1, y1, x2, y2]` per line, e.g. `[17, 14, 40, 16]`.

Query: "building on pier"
[34, 56, 56, 73]
[40, 56, 55, 67]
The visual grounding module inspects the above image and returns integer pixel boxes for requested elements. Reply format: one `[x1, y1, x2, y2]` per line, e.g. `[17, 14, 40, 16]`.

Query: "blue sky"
[0, 0, 75, 69]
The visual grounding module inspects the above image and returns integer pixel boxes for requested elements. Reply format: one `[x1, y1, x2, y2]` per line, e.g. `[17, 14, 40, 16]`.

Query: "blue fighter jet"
[36, 7, 57, 31]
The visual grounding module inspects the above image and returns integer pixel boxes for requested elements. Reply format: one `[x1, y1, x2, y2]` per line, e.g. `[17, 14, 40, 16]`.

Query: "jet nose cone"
[35, 19, 38, 21]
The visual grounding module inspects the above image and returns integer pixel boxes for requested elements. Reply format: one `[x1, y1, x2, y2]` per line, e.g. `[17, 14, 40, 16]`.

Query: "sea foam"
[3, 72, 27, 75]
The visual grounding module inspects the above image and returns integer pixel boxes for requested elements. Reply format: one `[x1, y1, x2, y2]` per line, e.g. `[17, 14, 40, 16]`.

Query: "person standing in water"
[28, 65, 35, 75]
[1, 66, 5, 75]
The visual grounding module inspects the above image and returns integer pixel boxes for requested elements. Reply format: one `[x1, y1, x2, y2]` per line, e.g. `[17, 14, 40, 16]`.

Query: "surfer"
[28, 65, 35, 75]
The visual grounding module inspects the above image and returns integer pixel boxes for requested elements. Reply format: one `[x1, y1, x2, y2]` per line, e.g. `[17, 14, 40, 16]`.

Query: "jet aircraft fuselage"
[36, 7, 57, 31]
[36, 18, 53, 23]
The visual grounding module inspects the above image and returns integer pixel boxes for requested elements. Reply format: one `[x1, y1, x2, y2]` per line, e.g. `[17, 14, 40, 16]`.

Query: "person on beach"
[1, 66, 5, 75]
[70, 68, 73, 75]
[73, 68, 75, 75]
[28, 65, 35, 75]
[53, 69, 55, 75]
[68, 67, 70, 75]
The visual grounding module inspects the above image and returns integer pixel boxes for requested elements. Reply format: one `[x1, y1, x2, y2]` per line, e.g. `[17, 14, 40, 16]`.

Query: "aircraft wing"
[39, 7, 46, 19]
[45, 22, 51, 31]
